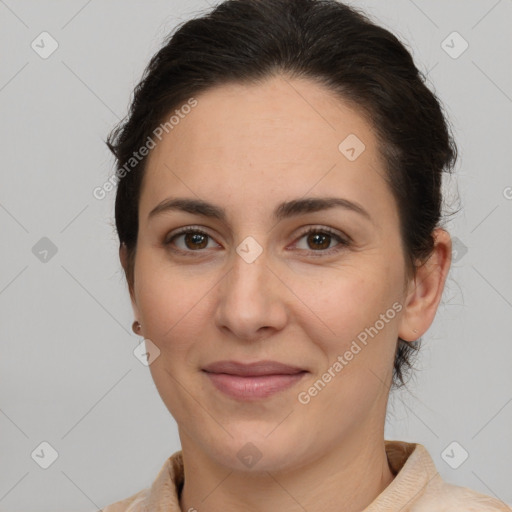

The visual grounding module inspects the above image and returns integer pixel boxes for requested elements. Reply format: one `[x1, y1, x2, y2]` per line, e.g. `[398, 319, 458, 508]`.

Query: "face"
[127, 75, 415, 472]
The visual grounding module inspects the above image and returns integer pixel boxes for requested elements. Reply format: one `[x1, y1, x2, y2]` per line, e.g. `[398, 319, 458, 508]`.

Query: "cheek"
[297, 267, 398, 343]
[134, 250, 209, 354]
[294, 271, 401, 425]
[293, 262, 403, 402]
[136, 256, 210, 421]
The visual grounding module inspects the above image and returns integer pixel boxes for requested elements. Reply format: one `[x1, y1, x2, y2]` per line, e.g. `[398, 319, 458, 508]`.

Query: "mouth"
[201, 360, 309, 400]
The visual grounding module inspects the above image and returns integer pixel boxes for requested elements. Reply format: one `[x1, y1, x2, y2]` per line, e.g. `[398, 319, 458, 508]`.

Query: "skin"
[120, 74, 451, 512]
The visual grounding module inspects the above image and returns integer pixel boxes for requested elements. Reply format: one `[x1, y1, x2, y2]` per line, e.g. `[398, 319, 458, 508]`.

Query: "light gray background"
[1, 0, 511, 510]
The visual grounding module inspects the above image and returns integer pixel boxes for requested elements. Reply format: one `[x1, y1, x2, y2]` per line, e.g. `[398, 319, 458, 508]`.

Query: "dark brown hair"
[106, 0, 458, 389]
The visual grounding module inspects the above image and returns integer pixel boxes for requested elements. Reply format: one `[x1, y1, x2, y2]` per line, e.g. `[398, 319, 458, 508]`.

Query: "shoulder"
[101, 488, 149, 512]
[412, 478, 511, 511]
[381, 441, 510, 512]
[100, 450, 184, 512]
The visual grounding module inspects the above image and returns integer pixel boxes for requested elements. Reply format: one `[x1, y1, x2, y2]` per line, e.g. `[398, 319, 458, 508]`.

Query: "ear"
[119, 242, 139, 317]
[398, 227, 452, 342]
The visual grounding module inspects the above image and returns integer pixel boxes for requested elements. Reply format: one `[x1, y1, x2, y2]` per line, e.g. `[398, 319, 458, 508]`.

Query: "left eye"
[293, 227, 349, 254]
[164, 226, 349, 255]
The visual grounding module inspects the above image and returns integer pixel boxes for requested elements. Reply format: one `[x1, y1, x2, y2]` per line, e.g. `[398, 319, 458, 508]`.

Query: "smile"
[203, 371, 308, 400]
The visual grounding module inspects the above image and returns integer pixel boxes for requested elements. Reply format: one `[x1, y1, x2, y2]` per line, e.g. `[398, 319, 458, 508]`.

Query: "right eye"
[164, 227, 221, 254]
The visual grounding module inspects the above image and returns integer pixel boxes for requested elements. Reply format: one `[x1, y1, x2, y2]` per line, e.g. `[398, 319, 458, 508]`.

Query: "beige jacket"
[102, 440, 511, 511]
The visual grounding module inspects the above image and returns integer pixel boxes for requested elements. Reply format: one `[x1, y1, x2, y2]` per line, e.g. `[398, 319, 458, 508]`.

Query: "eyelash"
[163, 225, 351, 257]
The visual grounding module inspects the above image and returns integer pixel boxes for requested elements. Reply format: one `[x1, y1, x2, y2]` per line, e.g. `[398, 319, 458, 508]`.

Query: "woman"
[102, 0, 509, 510]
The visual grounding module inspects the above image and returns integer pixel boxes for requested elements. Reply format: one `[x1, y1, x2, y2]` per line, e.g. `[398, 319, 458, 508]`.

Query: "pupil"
[186, 233, 207, 249]
[309, 232, 329, 250]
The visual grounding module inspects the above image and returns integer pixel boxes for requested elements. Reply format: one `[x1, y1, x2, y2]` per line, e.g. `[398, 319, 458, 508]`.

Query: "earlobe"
[398, 228, 452, 342]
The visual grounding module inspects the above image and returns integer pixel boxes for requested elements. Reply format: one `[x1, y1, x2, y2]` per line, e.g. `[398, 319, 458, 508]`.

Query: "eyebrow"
[148, 196, 372, 225]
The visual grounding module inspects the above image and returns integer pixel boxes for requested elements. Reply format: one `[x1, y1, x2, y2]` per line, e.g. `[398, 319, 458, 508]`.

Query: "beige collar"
[138, 440, 438, 511]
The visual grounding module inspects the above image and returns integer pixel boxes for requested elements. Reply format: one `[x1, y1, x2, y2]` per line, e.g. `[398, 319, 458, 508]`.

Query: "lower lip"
[203, 371, 308, 400]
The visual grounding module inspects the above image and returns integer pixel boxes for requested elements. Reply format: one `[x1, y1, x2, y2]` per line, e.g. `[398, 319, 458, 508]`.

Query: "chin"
[202, 427, 311, 474]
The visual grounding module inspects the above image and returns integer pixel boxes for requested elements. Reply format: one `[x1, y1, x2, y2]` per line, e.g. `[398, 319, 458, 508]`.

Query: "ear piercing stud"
[132, 321, 142, 334]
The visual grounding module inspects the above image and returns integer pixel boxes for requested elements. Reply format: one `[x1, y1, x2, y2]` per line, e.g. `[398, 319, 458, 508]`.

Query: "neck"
[178, 428, 395, 512]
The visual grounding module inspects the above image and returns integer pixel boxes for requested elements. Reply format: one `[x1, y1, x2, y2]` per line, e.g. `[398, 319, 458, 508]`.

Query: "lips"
[202, 360, 306, 376]
[202, 360, 308, 400]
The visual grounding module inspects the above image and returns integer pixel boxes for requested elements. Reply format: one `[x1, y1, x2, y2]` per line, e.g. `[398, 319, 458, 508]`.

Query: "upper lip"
[202, 360, 307, 376]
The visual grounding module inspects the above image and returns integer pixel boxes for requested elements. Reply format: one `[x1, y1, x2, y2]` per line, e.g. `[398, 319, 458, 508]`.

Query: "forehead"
[140, 75, 392, 224]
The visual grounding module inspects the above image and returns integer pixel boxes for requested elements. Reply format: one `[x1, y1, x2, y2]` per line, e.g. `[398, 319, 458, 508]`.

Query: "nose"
[214, 247, 288, 342]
